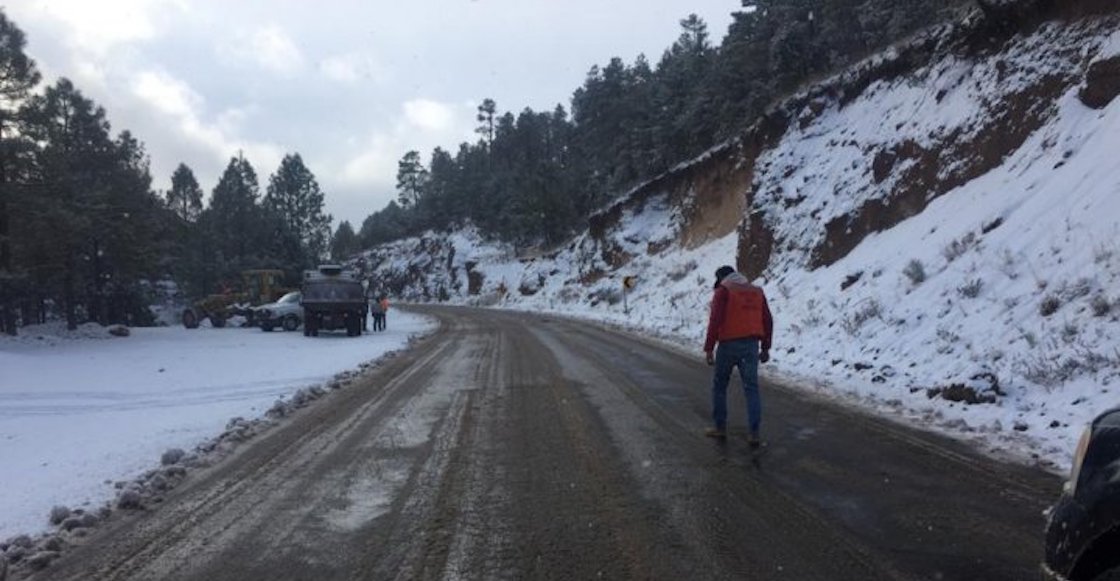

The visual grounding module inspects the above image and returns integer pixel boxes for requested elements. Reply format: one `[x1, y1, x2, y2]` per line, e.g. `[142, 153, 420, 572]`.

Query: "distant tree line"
[0, 10, 331, 334]
[349, 0, 969, 253]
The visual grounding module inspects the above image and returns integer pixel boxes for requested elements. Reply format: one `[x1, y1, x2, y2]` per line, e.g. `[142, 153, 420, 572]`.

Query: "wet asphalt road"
[34, 306, 1062, 580]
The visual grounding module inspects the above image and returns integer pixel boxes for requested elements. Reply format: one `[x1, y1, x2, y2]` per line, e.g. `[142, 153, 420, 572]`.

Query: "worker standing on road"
[379, 296, 390, 330]
[703, 265, 773, 449]
[370, 294, 385, 332]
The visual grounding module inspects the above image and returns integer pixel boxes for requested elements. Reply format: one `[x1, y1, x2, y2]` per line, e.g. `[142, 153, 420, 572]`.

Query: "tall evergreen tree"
[476, 98, 497, 152]
[20, 79, 115, 329]
[264, 153, 331, 263]
[330, 220, 359, 261]
[167, 163, 203, 222]
[207, 152, 262, 274]
[395, 150, 428, 209]
[0, 9, 40, 334]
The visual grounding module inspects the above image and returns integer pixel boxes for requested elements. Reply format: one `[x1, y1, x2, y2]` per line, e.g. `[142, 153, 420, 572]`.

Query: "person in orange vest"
[377, 295, 390, 331]
[703, 265, 774, 448]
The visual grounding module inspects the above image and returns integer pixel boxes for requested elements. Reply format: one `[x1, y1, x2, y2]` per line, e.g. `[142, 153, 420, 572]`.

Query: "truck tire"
[283, 315, 300, 332]
[182, 308, 200, 329]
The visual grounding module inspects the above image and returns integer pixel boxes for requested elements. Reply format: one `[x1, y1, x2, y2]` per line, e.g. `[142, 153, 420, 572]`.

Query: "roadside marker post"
[622, 275, 636, 315]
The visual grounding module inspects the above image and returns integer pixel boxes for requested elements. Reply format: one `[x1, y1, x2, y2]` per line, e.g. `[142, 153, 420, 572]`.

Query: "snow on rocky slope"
[353, 9, 1120, 471]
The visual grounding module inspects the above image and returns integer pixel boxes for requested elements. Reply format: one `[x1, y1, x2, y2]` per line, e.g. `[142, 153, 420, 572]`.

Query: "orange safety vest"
[718, 286, 768, 342]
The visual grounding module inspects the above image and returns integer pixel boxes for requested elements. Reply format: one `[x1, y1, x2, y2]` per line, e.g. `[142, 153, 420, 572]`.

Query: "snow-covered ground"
[355, 19, 1120, 476]
[0, 312, 434, 539]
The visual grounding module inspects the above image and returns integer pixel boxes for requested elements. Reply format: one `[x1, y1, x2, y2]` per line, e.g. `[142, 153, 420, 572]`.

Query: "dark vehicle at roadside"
[301, 265, 366, 337]
[1043, 407, 1120, 581]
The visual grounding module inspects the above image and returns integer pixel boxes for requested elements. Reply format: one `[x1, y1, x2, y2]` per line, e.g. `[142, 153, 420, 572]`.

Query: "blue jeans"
[712, 338, 761, 435]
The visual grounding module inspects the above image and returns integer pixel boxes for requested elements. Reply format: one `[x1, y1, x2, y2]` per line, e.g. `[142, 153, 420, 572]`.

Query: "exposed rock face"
[738, 211, 775, 282]
[465, 262, 484, 295]
[1080, 55, 1120, 109]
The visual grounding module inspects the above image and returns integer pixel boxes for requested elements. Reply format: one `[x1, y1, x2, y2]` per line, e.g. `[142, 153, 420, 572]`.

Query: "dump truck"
[301, 265, 367, 337]
[181, 269, 292, 329]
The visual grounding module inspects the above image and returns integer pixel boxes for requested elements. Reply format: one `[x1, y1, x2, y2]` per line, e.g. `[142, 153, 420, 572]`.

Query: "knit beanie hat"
[713, 265, 735, 288]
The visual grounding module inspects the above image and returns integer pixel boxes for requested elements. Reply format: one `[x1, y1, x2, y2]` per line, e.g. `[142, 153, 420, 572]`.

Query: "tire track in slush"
[36, 318, 464, 581]
[27, 307, 1057, 581]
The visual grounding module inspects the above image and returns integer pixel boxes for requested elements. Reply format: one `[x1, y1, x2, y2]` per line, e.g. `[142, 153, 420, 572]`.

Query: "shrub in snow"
[588, 287, 623, 307]
[161, 448, 186, 466]
[1091, 294, 1111, 317]
[942, 232, 976, 263]
[903, 259, 926, 285]
[667, 260, 696, 282]
[1039, 294, 1061, 317]
[841, 299, 882, 335]
[1014, 352, 1103, 389]
[957, 278, 983, 299]
[48, 505, 70, 526]
[1061, 322, 1079, 343]
[1060, 278, 1093, 302]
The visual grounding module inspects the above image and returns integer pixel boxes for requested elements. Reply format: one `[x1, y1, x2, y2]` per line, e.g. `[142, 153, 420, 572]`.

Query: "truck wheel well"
[1073, 525, 1120, 581]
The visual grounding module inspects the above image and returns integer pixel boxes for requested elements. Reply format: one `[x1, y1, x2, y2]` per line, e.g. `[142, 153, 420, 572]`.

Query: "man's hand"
[705, 351, 714, 366]
[759, 349, 770, 364]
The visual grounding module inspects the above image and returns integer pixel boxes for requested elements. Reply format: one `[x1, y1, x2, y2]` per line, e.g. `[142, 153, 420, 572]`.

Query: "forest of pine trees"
[352, 0, 971, 251]
[0, 10, 332, 334]
[0, 1, 977, 334]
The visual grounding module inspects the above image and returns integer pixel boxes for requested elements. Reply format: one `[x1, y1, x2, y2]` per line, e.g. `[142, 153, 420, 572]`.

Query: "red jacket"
[704, 272, 773, 353]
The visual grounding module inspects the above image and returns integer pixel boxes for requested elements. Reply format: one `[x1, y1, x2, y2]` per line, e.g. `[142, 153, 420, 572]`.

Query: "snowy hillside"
[354, 12, 1120, 471]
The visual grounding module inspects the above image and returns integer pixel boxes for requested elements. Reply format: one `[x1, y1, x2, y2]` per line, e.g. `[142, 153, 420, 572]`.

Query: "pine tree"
[395, 150, 428, 209]
[20, 78, 120, 329]
[476, 98, 497, 152]
[167, 163, 203, 223]
[263, 153, 331, 263]
[0, 9, 40, 334]
[207, 152, 262, 275]
[330, 220, 359, 261]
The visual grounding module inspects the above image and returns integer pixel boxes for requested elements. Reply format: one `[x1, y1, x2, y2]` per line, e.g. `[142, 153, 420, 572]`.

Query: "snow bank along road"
[34, 306, 1061, 580]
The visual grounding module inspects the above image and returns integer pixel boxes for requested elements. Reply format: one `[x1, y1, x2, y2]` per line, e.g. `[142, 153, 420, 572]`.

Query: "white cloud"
[336, 99, 475, 193]
[22, 0, 171, 54]
[341, 134, 396, 189]
[318, 53, 392, 85]
[320, 54, 361, 83]
[133, 70, 200, 117]
[403, 99, 457, 133]
[130, 68, 283, 186]
[224, 24, 306, 76]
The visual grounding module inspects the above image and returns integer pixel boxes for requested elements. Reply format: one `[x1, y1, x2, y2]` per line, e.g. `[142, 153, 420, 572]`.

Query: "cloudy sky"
[5, 1, 735, 229]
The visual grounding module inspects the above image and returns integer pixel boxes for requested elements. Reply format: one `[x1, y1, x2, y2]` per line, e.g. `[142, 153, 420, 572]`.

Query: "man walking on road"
[704, 265, 773, 448]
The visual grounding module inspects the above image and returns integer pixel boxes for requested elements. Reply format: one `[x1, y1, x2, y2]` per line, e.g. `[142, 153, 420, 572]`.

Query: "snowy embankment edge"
[0, 315, 440, 578]
[484, 302, 1072, 478]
